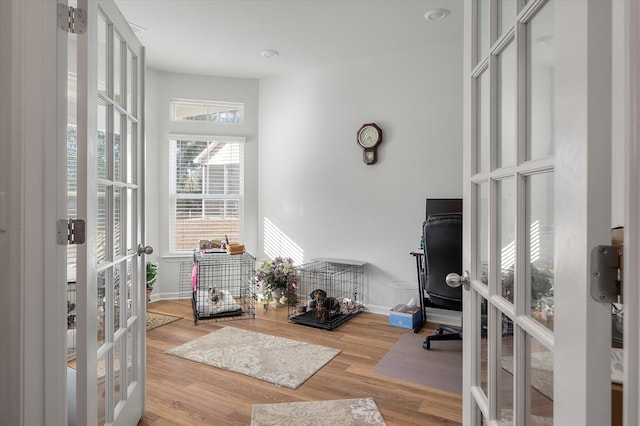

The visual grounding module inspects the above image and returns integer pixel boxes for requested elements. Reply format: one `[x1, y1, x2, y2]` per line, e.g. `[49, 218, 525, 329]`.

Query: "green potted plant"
[146, 262, 159, 302]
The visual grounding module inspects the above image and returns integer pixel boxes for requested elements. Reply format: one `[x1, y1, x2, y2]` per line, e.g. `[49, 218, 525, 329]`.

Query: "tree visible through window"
[171, 99, 243, 123]
[169, 137, 245, 253]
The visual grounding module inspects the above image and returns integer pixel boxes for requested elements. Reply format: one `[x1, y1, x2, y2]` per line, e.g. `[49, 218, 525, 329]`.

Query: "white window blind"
[169, 136, 245, 254]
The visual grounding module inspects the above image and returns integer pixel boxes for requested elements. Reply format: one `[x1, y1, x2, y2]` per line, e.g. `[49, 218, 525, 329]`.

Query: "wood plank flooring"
[140, 300, 462, 425]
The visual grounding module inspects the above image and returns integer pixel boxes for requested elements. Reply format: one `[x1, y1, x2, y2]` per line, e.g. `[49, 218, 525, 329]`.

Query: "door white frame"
[624, 0, 640, 424]
[554, 1, 612, 424]
[0, 0, 68, 424]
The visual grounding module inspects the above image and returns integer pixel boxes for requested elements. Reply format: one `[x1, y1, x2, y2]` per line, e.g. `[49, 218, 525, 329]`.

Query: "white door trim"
[624, 0, 640, 424]
[554, 0, 612, 424]
[0, 0, 68, 424]
[461, 1, 473, 421]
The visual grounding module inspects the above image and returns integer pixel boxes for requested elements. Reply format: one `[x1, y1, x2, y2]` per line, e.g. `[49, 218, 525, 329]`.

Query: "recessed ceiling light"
[261, 49, 280, 59]
[424, 8, 450, 21]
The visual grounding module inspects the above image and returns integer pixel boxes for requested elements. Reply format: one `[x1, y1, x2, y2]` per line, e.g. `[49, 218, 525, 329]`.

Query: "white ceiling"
[114, 0, 464, 79]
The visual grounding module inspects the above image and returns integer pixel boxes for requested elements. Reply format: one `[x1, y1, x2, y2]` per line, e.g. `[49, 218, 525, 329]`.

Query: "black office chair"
[421, 213, 463, 350]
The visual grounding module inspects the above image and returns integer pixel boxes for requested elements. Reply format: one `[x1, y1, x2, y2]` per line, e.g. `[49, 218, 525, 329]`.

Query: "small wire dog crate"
[191, 252, 256, 325]
[288, 258, 366, 330]
[67, 281, 77, 361]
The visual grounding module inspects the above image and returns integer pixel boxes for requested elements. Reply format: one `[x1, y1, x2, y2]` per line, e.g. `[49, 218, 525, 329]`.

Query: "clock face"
[358, 125, 380, 148]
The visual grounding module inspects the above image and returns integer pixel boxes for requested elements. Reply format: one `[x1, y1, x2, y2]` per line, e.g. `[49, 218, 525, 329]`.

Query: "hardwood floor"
[140, 300, 462, 425]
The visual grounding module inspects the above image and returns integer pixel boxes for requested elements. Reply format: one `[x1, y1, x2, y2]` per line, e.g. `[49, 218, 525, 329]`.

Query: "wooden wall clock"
[357, 123, 382, 165]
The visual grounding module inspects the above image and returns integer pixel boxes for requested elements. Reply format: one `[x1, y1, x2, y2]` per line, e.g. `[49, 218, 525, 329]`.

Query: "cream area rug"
[146, 311, 182, 331]
[251, 398, 387, 426]
[165, 326, 341, 389]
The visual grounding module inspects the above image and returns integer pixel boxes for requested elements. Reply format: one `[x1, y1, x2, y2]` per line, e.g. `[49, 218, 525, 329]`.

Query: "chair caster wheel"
[423, 341, 431, 350]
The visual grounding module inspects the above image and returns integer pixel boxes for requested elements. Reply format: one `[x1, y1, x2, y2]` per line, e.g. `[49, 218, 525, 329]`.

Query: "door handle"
[137, 244, 153, 256]
[446, 270, 470, 290]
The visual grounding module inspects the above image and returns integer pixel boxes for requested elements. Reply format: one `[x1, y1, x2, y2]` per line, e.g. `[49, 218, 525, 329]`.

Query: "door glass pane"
[499, 314, 515, 422]
[126, 48, 134, 113]
[126, 189, 133, 252]
[114, 33, 122, 106]
[126, 120, 135, 184]
[97, 103, 107, 180]
[529, 335, 553, 423]
[477, 0, 491, 62]
[126, 327, 134, 390]
[113, 264, 121, 332]
[527, 0, 555, 160]
[97, 354, 106, 425]
[97, 270, 106, 347]
[498, 178, 515, 303]
[114, 113, 122, 182]
[97, 184, 107, 264]
[113, 337, 121, 408]
[114, 187, 121, 258]
[477, 70, 490, 174]
[480, 297, 489, 396]
[527, 173, 554, 330]
[498, 39, 516, 168]
[498, 0, 516, 39]
[97, 13, 107, 96]
[126, 260, 133, 320]
[476, 182, 489, 284]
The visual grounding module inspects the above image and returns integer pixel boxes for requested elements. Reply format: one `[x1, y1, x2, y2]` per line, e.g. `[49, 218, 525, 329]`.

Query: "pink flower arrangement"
[255, 256, 298, 292]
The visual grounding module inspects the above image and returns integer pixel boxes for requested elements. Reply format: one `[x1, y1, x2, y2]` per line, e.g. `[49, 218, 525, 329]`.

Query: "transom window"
[170, 99, 244, 123]
[169, 135, 245, 254]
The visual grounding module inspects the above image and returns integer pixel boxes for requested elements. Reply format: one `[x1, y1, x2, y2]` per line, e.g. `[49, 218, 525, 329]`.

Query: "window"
[169, 136, 245, 254]
[171, 99, 244, 123]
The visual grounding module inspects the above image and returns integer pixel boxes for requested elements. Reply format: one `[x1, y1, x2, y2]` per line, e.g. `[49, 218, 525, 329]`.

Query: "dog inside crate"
[289, 259, 366, 330]
[194, 286, 243, 316]
[191, 253, 256, 324]
[297, 289, 361, 319]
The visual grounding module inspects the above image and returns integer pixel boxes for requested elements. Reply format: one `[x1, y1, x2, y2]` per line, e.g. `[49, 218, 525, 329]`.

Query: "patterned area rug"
[146, 311, 182, 331]
[251, 398, 387, 426]
[165, 327, 341, 389]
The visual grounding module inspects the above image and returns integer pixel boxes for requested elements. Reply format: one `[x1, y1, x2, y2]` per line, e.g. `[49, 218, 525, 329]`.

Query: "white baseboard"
[150, 294, 462, 328]
[148, 291, 183, 303]
[365, 304, 462, 327]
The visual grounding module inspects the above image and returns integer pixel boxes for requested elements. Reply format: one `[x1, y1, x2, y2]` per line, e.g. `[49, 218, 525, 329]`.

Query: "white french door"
[462, 1, 613, 425]
[74, 0, 147, 424]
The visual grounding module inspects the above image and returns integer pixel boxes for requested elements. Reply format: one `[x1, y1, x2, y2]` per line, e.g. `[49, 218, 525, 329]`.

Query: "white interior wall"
[258, 39, 463, 312]
[145, 70, 259, 299]
[133, 2, 626, 313]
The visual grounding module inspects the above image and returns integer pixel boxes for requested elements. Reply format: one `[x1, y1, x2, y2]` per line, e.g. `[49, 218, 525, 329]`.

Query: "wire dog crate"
[67, 281, 77, 361]
[191, 252, 256, 325]
[288, 258, 367, 330]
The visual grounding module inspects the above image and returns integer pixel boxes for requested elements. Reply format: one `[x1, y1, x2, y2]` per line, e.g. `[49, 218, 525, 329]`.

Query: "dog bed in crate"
[190, 252, 256, 325]
[192, 289, 244, 323]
